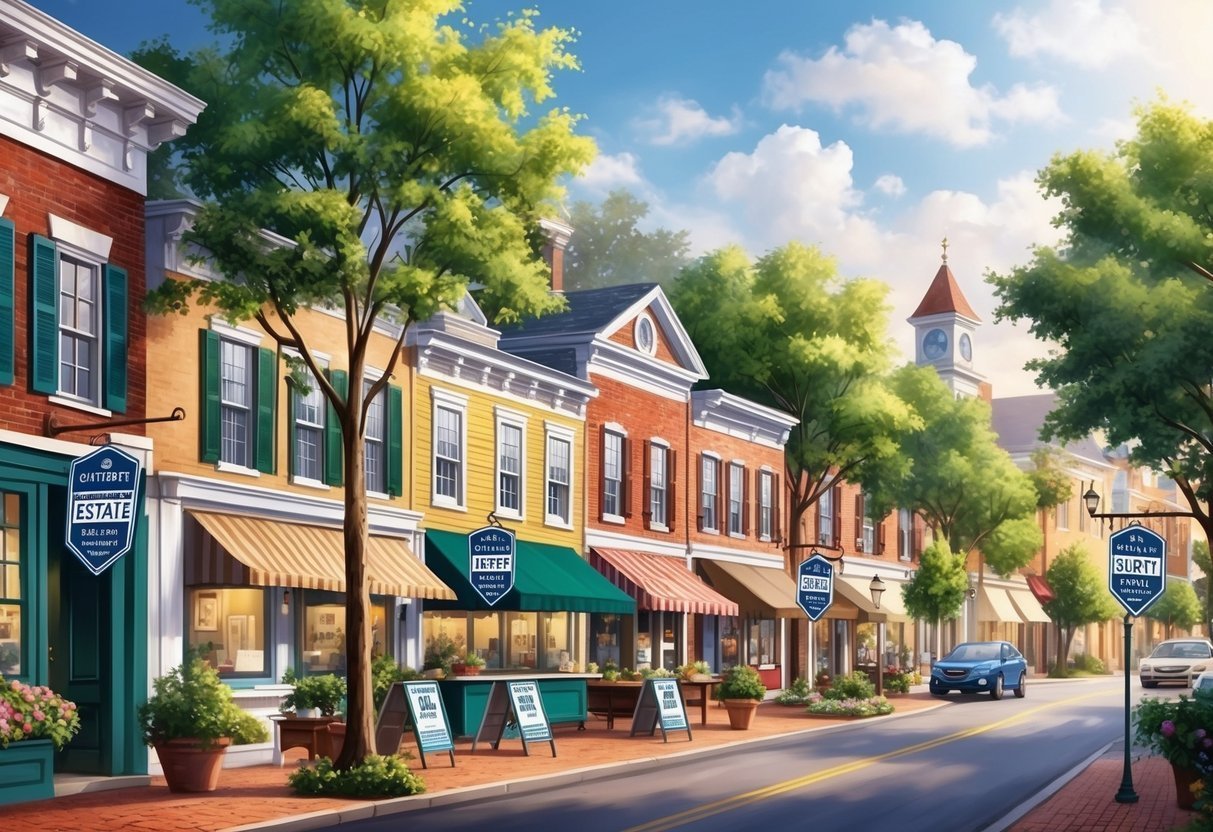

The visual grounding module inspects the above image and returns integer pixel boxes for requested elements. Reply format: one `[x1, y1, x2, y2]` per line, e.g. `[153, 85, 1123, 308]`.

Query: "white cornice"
[688, 541, 786, 569]
[585, 528, 688, 559]
[598, 288, 708, 379]
[587, 338, 698, 401]
[691, 389, 797, 448]
[0, 0, 204, 194]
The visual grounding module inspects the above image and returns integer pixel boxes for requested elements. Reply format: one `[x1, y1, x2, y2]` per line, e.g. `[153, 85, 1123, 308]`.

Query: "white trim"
[289, 475, 331, 492]
[216, 461, 263, 478]
[430, 388, 467, 509]
[603, 421, 627, 435]
[48, 395, 111, 418]
[633, 312, 657, 357]
[586, 528, 687, 559]
[210, 317, 265, 348]
[601, 425, 626, 523]
[0, 194, 8, 215]
[48, 212, 113, 259]
[688, 543, 786, 569]
[691, 389, 798, 448]
[544, 423, 575, 529]
[649, 436, 670, 448]
[494, 410, 528, 521]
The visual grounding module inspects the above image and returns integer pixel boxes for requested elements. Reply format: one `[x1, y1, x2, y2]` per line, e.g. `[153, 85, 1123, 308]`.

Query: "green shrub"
[138, 654, 269, 748]
[1074, 654, 1107, 674]
[718, 665, 767, 701]
[281, 671, 347, 716]
[882, 671, 912, 694]
[823, 670, 875, 701]
[288, 754, 426, 798]
[372, 655, 422, 712]
[774, 676, 812, 705]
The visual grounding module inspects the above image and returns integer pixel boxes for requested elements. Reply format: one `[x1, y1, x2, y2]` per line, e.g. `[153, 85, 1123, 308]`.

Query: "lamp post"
[1084, 486, 1194, 805]
[869, 574, 887, 697]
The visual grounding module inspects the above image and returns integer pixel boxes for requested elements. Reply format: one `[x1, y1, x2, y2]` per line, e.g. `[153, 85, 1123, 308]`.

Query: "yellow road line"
[623, 689, 1110, 832]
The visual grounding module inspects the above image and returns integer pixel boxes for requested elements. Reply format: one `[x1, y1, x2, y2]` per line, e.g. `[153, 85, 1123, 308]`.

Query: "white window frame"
[759, 469, 774, 542]
[495, 406, 529, 520]
[818, 488, 833, 546]
[364, 378, 388, 497]
[649, 438, 669, 531]
[701, 452, 720, 534]
[46, 215, 113, 413]
[602, 423, 626, 523]
[1056, 498, 1070, 531]
[292, 366, 327, 486]
[545, 422, 575, 529]
[898, 507, 912, 561]
[210, 320, 265, 477]
[431, 388, 468, 510]
[861, 491, 876, 553]
[728, 462, 745, 537]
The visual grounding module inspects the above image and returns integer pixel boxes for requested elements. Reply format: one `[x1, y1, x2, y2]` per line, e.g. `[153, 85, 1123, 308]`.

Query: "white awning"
[977, 585, 1024, 624]
[1008, 588, 1051, 623]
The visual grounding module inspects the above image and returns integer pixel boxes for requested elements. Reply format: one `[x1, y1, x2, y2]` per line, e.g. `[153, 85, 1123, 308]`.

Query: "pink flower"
[1198, 729, 1208, 740]
[22, 722, 31, 733]
[1161, 720, 1176, 737]
[32, 710, 43, 722]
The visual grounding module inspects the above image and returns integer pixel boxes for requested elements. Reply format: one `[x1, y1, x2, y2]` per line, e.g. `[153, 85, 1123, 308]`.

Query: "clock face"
[959, 333, 972, 362]
[923, 328, 948, 361]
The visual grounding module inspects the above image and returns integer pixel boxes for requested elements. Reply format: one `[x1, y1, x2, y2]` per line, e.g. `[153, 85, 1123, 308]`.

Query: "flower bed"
[804, 692, 894, 718]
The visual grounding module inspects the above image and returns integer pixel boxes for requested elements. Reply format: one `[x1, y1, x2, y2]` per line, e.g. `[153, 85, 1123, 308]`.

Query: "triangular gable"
[599, 286, 707, 379]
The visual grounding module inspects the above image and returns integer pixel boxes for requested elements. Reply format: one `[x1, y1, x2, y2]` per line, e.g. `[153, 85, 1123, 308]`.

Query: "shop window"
[747, 618, 776, 665]
[423, 611, 574, 672]
[590, 613, 621, 668]
[301, 592, 389, 675]
[813, 617, 832, 676]
[0, 493, 23, 676]
[187, 587, 269, 678]
[469, 611, 501, 668]
[720, 618, 740, 670]
[506, 611, 539, 669]
[423, 611, 469, 667]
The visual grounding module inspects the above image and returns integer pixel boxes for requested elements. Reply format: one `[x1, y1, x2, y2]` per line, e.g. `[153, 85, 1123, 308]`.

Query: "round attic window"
[634, 313, 657, 356]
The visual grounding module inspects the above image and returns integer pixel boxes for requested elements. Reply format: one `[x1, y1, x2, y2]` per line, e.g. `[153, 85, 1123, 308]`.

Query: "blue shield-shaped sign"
[797, 553, 835, 621]
[469, 525, 516, 606]
[65, 446, 142, 576]
[1108, 525, 1166, 616]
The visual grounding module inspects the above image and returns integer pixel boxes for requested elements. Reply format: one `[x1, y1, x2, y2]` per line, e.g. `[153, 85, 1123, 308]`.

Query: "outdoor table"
[586, 681, 643, 729]
[269, 715, 340, 763]
[678, 677, 722, 726]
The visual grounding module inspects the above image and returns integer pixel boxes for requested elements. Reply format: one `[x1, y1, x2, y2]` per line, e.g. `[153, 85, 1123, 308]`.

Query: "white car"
[1139, 639, 1213, 688]
[1194, 670, 1213, 695]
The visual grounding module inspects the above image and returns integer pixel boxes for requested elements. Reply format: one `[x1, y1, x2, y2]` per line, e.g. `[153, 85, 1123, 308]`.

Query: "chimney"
[539, 217, 573, 294]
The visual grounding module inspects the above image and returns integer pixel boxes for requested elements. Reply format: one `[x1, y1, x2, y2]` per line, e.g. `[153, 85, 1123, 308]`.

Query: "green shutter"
[103, 264, 128, 412]
[324, 369, 347, 486]
[29, 235, 58, 394]
[199, 330, 221, 462]
[387, 384, 403, 498]
[0, 218, 13, 386]
[255, 347, 277, 474]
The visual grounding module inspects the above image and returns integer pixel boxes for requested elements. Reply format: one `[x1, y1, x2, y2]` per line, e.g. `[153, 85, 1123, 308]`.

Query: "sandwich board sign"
[374, 681, 455, 769]
[468, 525, 515, 606]
[65, 446, 142, 576]
[630, 677, 691, 742]
[472, 679, 556, 757]
[796, 553, 835, 622]
[1108, 524, 1166, 616]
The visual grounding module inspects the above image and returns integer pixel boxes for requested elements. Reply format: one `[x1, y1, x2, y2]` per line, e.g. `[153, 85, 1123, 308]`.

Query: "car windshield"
[944, 643, 1001, 662]
[1152, 642, 1212, 659]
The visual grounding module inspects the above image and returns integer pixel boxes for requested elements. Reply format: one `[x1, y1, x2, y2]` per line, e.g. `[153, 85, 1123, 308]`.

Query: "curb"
[983, 741, 1115, 832]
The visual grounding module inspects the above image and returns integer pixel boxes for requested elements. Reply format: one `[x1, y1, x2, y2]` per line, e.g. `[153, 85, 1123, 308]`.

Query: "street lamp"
[1082, 482, 1198, 805]
[869, 574, 886, 609]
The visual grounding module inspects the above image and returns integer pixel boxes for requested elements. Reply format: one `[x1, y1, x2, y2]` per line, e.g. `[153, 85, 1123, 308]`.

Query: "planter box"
[0, 740, 55, 806]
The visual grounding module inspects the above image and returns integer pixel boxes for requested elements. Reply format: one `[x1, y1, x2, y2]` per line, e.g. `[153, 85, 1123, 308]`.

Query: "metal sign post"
[1107, 523, 1167, 805]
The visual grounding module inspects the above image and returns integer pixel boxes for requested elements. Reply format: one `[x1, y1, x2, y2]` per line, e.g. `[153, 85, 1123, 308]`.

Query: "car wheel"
[991, 674, 1004, 700]
[1143, 681, 1158, 689]
[1014, 675, 1026, 699]
[929, 680, 948, 697]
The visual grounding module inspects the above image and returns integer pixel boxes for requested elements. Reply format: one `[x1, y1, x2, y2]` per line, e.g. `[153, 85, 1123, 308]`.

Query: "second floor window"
[759, 471, 774, 541]
[728, 463, 745, 535]
[364, 383, 386, 494]
[861, 492, 875, 553]
[498, 422, 523, 515]
[818, 488, 834, 546]
[293, 371, 324, 481]
[547, 434, 572, 525]
[435, 405, 463, 503]
[602, 430, 624, 518]
[649, 443, 668, 528]
[221, 339, 253, 467]
[58, 255, 100, 403]
[700, 455, 719, 532]
[1057, 498, 1069, 530]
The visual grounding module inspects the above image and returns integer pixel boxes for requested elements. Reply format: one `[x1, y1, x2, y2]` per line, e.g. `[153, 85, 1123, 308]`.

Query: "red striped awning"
[590, 548, 739, 616]
[1026, 575, 1055, 604]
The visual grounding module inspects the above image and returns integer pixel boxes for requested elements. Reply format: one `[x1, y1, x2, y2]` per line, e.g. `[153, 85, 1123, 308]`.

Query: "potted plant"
[281, 670, 347, 718]
[1134, 693, 1213, 809]
[0, 674, 81, 806]
[423, 634, 461, 679]
[138, 655, 269, 793]
[718, 665, 766, 730]
[451, 652, 486, 676]
[678, 660, 713, 682]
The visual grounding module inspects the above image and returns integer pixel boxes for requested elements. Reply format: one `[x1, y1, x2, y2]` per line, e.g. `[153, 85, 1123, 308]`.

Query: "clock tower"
[907, 239, 985, 398]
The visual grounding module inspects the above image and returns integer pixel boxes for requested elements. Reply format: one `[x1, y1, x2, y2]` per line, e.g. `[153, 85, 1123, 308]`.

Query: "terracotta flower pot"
[154, 737, 232, 793]
[723, 698, 760, 730]
[1171, 763, 1202, 810]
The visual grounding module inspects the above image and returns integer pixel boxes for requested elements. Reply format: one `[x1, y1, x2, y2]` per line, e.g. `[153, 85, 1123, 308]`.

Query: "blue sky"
[32, 0, 1213, 397]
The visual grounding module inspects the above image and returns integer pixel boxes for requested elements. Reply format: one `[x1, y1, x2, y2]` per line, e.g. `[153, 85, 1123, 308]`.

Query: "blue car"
[929, 640, 1027, 700]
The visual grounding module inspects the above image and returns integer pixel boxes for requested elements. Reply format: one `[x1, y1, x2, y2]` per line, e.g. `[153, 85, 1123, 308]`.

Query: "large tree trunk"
[786, 477, 811, 681]
[334, 401, 372, 771]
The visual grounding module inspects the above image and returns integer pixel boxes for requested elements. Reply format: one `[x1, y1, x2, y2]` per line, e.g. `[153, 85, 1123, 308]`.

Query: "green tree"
[1194, 540, 1212, 634]
[989, 98, 1213, 551]
[140, 0, 593, 770]
[901, 539, 969, 661]
[1028, 447, 1074, 512]
[1145, 581, 1202, 639]
[563, 190, 691, 291]
[1043, 544, 1120, 675]
[868, 364, 1042, 576]
[671, 243, 917, 553]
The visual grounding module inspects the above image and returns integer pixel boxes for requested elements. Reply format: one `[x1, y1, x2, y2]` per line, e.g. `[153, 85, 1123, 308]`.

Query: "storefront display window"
[747, 618, 776, 665]
[813, 618, 832, 675]
[720, 618, 740, 670]
[0, 493, 22, 676]
[590, 613, 621, 668]
[422, 611, 576, 672]
[468, 612, 500, 667]
[187, 587, 268, 678]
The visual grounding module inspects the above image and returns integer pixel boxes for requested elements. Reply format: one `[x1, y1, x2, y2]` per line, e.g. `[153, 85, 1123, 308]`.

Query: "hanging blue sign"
[469, 525, 515, 606]
[65, 446, 142, 576]
[797, 553, 835, 622]
[1108, 525, 1166, 616]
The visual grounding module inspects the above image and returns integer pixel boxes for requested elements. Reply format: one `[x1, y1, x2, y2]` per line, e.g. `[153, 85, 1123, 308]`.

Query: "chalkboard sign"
[630, 678, 692, 743]
[375, 681, 455, 768]
[472, 679, 557, 757]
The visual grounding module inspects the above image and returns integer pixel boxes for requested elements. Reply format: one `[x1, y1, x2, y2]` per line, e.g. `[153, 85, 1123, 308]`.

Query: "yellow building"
[407, 298, 633, 673]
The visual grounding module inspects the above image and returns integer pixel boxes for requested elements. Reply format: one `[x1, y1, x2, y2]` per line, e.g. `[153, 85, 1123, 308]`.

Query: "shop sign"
[65, 446, 142, 576]
[1108, 525, 1166, 616]
[797, 553, 834, 621]
[631, 677, 691, 742]
[468, 525, 515, 606]
[507, 680, 553, 744]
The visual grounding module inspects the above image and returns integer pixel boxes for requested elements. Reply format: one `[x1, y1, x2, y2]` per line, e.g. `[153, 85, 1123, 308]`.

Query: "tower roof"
[909, 262, 981, 322]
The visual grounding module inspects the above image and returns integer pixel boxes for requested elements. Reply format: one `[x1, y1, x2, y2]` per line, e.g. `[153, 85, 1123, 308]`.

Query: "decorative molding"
[584, 528, 687, 559]
[691, 389, 798, 448]
[0, 38, 37, 76]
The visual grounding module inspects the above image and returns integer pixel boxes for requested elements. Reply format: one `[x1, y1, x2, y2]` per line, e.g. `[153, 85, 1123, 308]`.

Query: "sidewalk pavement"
[0, 686, 1197, 832]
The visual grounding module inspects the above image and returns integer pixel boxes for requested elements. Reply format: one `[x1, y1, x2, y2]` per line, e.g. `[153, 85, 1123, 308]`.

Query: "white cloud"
[994, 0, 1143, 69]
[575, 152, 646, 196]
[873, 174, 906, 197]
[761, 18, 1062, 147]
[636, 96, 742, 146]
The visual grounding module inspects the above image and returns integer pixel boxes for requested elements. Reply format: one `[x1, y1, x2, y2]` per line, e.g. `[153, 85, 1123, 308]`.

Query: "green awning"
[424, 529, 636, 614]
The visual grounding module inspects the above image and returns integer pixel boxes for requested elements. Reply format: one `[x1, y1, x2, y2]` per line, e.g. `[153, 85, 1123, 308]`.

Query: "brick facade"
[687, 422, 785, 555]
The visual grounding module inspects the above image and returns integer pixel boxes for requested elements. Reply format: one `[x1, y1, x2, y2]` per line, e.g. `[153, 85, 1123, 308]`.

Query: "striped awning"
[591, 548, 738, 616]
[977, 585, 1024, 624]
[186, 511, 456, 600]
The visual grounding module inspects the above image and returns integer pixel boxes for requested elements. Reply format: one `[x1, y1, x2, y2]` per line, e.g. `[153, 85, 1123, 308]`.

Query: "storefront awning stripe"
[185, 511, 456, 599]
[833, 573, 909, 623]
[699, 559, 801, 618]
[424, 529, 635, 614]
[590, 548, 738, 616]
[977, 585, 1024, 624]
[1026, 574, 1055, 604]
[1007, 588, 1051, 624]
